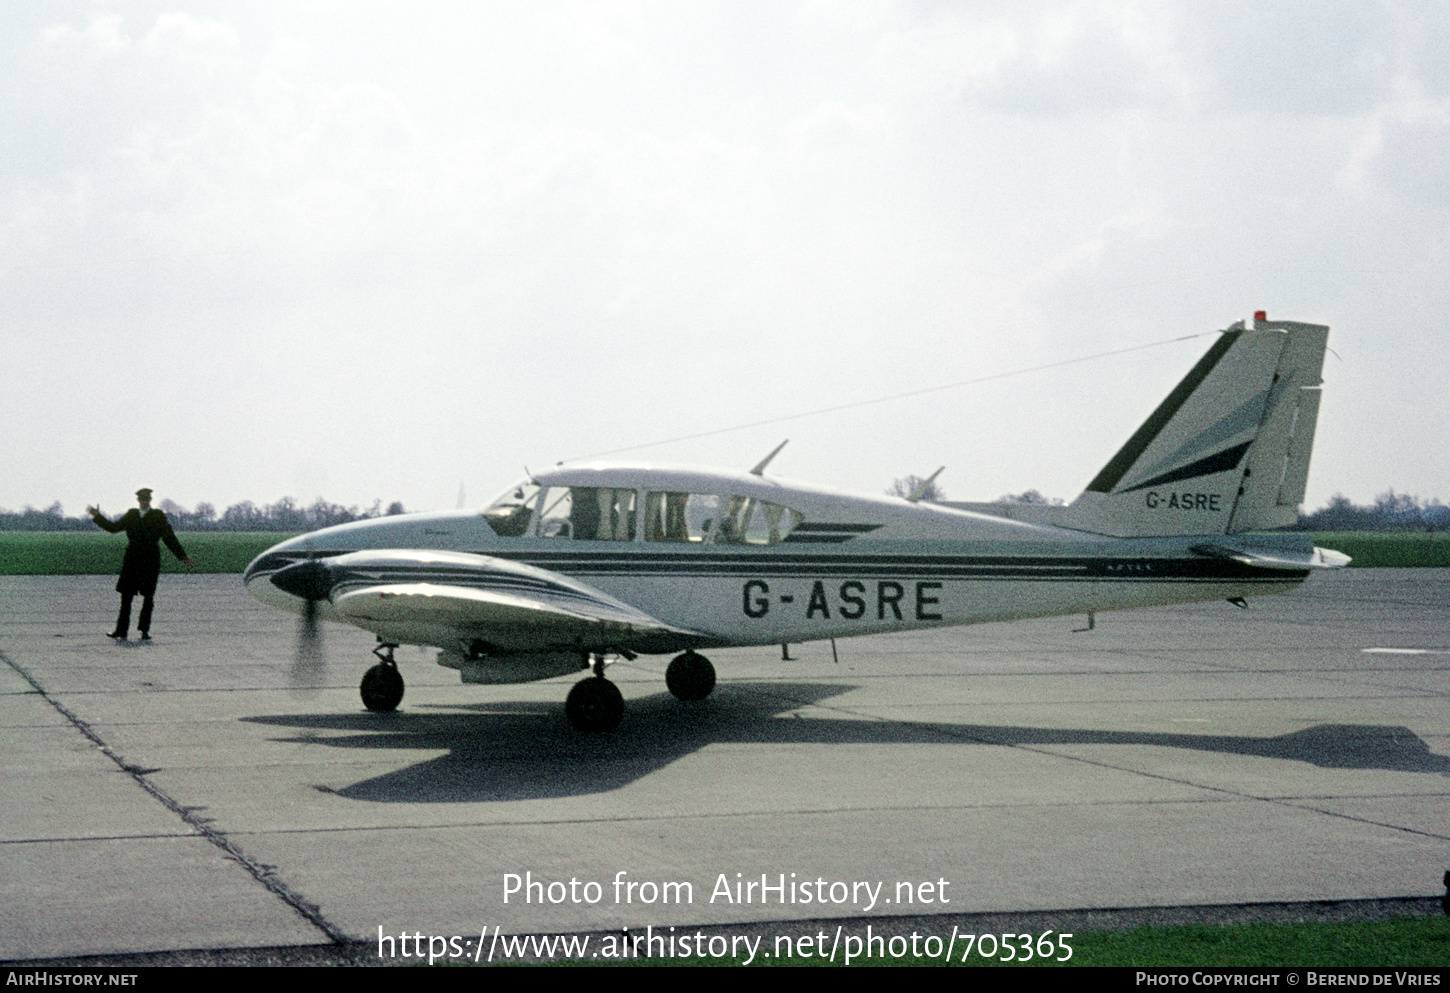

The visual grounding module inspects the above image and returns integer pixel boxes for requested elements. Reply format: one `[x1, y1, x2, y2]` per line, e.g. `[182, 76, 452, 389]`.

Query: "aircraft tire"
[566, 676, 624, 732]
[665, 651, 715, 701]
[361, 663, 404, 712]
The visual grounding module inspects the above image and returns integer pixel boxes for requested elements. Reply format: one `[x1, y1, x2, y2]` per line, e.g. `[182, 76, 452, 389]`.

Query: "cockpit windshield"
[481, 482, 540, 537]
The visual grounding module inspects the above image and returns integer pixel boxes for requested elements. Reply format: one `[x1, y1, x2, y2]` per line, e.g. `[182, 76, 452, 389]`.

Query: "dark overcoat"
[92, 509, 189, 596]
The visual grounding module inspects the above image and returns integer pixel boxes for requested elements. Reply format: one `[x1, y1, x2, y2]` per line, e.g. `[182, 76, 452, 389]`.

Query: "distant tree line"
[1289, 491, 1448, 532]
[885, 478, 1445, 532]
[887, 474, 948, 503]
[0, 497, 407, 532]
[989, 488, 1449, 530]
[995, 489, 1065, 506]
[6, 489, 1447, 533]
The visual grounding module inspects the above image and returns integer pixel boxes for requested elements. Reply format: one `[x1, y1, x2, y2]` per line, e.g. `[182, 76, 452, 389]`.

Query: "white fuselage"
[244, 464, 1313, 654]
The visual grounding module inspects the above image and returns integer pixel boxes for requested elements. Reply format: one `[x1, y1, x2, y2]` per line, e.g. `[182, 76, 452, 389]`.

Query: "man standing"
[88, 488, 194, 641]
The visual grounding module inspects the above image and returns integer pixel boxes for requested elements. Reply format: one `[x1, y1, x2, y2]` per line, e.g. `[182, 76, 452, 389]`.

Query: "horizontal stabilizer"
[1190, 542, 1351, 571]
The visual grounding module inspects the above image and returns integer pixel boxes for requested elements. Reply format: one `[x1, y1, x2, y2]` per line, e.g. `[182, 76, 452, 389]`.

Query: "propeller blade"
[291, 596, 325, 696]
[273, 553, 332, 697]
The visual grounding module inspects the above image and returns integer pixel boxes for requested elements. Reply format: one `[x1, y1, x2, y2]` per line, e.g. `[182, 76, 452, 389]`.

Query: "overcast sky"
[4, 1, 1446, 519]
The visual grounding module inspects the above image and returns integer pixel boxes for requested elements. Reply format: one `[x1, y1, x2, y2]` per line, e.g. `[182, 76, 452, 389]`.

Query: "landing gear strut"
[361, 643, 404, 712]
[566, 654, 624, 732]
[666, 651, 715, 702]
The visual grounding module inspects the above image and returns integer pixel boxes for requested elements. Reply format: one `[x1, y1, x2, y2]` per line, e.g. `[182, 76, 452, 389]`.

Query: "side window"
[644, 492, 720, 542]
[715, 497, 803, 545]
[538, 487, 574, 538]
[541, 487, 637, 540]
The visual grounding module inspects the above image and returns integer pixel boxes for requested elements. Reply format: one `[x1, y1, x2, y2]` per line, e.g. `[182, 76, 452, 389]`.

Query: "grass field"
[1309, 532, 1450, 567]
[0, 531, 299, 575]
[669, 916, 1450, 967]
[950, 916, 1449, 968]
[1056, 916, 1450, 968]
[0, 530, 1445, 575]
[630, 916, 1450, 967]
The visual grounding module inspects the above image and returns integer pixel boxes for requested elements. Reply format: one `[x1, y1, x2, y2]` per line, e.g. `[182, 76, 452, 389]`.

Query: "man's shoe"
[139, 632, 151, 641]
[107, 630, 126, 640]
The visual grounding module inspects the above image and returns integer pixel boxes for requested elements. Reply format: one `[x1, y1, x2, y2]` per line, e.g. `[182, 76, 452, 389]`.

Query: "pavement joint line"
[17, 786, 1429, 842]
[1271, 802, 1450, 843]
[0, 832, 219, 846]
[174, 795, 1258, 839]
[750, 692, 1450, 844]
[0, 647, 353, 947]
[973, 740, 1450, 843]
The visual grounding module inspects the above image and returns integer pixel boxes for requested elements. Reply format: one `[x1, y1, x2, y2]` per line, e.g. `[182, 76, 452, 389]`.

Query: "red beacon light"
[1254, 310, 1267, 322]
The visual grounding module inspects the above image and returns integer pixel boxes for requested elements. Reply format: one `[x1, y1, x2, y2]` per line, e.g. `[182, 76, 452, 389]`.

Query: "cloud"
[1335, 76, 1450, 206]
[2, 2, 1447, 514]
[871, 1, 1192, 115]
[542, 0, 644, 69]
[42, 14, 131, 55]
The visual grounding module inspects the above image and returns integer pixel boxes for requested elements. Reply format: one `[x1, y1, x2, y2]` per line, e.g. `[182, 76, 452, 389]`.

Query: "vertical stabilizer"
[1061, 315, 1329, 537]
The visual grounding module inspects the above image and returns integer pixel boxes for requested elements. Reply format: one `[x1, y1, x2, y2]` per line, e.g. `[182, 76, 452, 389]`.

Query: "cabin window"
[644, 492, 720, 542]
[532, 486, 800, 544]
[539, 486, 638, 541]
[481, 483, 541, 537]
[716, 497, 803, 545]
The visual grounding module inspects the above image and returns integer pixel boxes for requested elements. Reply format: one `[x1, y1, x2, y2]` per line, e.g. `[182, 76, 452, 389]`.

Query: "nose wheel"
[361, 644, 404, 712]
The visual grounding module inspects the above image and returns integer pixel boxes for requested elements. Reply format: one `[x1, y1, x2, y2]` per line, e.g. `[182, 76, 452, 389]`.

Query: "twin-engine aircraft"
[244, 313, 1347, 731]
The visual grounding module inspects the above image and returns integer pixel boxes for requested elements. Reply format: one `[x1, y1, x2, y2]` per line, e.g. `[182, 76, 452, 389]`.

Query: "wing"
[319, 549, 711, 654]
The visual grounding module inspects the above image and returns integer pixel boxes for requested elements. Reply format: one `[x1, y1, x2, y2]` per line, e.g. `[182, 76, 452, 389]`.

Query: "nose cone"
[242, 554, 269, 587]
[243, 544, 304, 590]
[269, 558, 334, 602]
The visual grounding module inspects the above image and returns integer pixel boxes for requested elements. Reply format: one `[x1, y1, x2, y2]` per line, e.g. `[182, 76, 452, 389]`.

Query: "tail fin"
[1061, 314, 1329, 537]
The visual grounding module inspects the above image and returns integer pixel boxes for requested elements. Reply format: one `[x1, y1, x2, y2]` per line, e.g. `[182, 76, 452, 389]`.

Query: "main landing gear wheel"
[361, 661, 404, 712]
[566, 676, 624, 732]
[666, 651, 715, 702]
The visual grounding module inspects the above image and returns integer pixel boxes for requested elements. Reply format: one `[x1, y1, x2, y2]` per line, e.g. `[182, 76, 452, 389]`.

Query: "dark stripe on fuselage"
[782, 522, 883, 544]
[791, 522, 882, 533]
[488, 551, 1302, 583]
[247, 548, 1306, 590]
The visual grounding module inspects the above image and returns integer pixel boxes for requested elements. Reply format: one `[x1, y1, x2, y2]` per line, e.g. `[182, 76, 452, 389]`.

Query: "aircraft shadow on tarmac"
[243, 681, 1450, 803]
